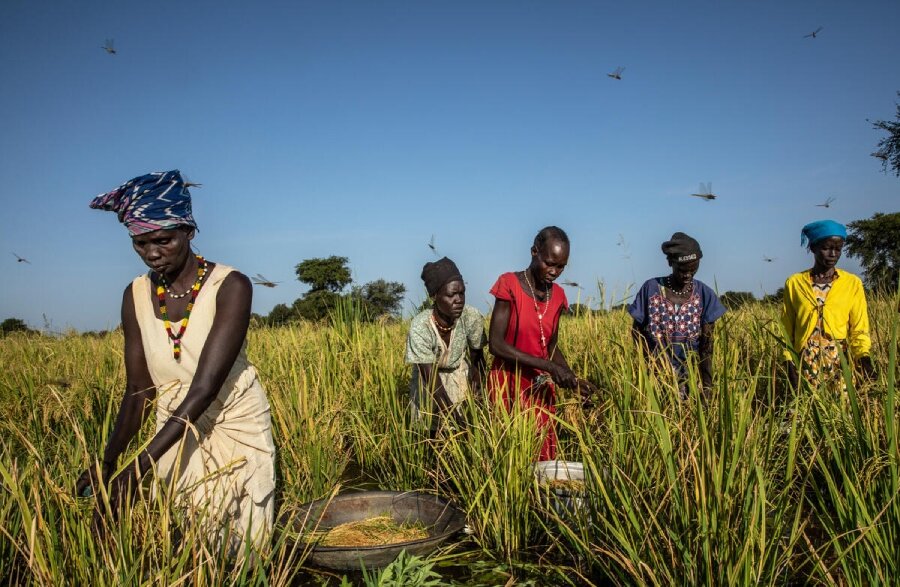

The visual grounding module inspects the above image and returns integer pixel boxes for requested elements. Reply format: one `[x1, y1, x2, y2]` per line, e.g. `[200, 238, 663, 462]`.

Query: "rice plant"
[0, 295, 897, 584]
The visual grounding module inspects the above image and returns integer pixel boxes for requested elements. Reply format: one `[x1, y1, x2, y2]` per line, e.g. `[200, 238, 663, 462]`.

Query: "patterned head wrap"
[801, 220, 847, 248]
[421, 257, 463, 297]
[661, 232, 703, 263]
[90, 170, 198, 236]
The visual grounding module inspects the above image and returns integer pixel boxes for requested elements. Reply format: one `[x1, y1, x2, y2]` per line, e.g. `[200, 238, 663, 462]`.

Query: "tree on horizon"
[845, 212, 900, 293]
[870, 91, 900, 177]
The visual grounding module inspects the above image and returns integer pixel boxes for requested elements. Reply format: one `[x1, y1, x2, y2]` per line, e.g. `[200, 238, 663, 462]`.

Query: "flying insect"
[607, 66, 625, 80]
[803, 26, 823, 39]
[690, 183, 716, 201]
[251, 274, 280, 288]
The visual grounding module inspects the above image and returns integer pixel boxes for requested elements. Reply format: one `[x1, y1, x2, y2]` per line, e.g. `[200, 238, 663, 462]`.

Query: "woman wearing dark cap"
[406, 257, 487, 430]
[628, 232, 726, 400]
[488, 226, 596, 461]
[75, 170, 275, 555]
[781, 220, 874, 390]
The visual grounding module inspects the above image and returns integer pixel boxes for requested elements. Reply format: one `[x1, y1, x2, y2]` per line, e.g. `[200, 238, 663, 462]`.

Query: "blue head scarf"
[90, 170, 198, 236]
[801, 220, 847, 248]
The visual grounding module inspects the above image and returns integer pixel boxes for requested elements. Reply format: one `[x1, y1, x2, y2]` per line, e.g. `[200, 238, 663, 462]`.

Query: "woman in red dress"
[488, 226, 596, 460]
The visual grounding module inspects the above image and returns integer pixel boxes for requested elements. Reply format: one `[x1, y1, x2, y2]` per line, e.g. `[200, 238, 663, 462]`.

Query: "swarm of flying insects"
[11, 252, 30, 264]
[803, 26, 823, 39]
[101, 39, 117, 55]
[251, 274, 280, 288]
[816, 197, 835, 208]
[607, 66, 625, 80]
[690, 183, 716, 201]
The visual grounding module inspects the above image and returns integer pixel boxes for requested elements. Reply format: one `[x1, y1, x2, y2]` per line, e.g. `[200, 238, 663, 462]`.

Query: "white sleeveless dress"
[132, 264, 276, 552]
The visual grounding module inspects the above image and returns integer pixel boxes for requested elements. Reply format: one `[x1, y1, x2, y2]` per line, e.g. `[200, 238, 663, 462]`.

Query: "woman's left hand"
[857, 356, 877, 382]
[575, 378, 600, 407]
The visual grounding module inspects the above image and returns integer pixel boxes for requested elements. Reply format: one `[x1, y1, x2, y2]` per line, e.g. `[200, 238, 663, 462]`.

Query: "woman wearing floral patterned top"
[781, 220, 875, 391]
[628, 232, 726, 400]
[406, 257, 486, 431]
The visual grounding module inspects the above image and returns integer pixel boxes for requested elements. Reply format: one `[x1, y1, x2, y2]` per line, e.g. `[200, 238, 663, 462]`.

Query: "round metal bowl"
[287, 490, 467, 571]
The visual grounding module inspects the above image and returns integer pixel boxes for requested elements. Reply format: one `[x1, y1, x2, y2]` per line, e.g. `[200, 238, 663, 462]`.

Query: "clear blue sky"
[1, 0, 898, 331]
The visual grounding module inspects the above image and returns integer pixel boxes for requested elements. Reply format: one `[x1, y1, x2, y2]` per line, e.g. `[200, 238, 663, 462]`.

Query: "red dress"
[488, 272, 568, 461]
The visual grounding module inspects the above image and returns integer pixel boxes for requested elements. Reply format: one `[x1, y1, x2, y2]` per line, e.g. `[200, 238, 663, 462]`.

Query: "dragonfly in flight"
[816, 197, 835, 208]
[101, 39, 117, 55]
[690, 183, 716, 201]
[251, 274, 280, 288]
[803, 26, 823, 39]
[11, 252, 31, 264]
[607, 66, 625, 80]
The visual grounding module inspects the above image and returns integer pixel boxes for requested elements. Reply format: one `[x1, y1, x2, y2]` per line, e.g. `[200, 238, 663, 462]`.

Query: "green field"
[1, 298, 898, 585]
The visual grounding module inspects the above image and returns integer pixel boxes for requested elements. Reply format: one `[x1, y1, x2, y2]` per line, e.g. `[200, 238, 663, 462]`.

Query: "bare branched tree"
[869, 91, 900, 177]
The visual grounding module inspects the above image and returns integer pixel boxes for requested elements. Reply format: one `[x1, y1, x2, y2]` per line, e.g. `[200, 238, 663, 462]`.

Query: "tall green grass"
[0, 295, 897, 585]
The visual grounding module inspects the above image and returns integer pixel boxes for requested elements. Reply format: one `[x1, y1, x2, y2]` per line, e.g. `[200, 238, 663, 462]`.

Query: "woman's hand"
[75, 460, 114, 498]
[547, 363, 578, 389]
[775, 361, 799, 404]
[856, 356, 877, 382]
[575, 378, 600, 407]
[92, 466, 139, 528]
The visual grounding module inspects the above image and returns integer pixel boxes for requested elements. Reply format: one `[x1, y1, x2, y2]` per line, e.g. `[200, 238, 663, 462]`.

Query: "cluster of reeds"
[0, 294, 897, 585]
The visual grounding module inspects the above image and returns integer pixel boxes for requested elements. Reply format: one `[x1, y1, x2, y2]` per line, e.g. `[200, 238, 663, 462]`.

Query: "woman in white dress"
[76, 170, 275, 554]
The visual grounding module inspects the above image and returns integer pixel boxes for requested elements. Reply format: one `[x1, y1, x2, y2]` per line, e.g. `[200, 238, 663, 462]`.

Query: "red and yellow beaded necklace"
[156, 255, 209, 360]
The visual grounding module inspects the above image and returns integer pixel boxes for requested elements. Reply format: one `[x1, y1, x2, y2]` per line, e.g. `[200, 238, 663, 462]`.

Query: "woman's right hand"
[75, 460, 113, 498]
[548, 363, 579, 389]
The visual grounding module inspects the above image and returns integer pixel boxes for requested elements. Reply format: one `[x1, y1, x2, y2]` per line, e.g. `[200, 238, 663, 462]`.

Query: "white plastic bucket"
[534, 460, 587, 520]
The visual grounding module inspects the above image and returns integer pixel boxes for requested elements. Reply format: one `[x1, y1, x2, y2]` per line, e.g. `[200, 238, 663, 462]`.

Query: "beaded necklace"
[665, 276, 693, 297]
[156, 255, 208, 360]
[522, 269, 551, 350]
[431, 312, 454, 334]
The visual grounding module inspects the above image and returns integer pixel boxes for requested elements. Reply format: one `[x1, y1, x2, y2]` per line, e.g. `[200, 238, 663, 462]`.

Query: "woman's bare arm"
[76, 285, 155, 496]
[132, 272, 253, 475]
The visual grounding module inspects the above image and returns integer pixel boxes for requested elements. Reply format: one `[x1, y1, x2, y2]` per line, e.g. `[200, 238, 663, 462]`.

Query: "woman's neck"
[432, 308, 456, 329]
[811, 264, 836, 277]
[527, 266, 548, 290]
[162, 254, 198, 288]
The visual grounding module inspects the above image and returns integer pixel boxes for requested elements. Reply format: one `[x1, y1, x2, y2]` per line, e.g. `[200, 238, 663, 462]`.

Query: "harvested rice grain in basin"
[310, 515, 429, 547]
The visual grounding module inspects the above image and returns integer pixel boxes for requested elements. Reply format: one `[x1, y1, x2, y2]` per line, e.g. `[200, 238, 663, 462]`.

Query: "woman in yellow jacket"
[781, 220, 875, 389]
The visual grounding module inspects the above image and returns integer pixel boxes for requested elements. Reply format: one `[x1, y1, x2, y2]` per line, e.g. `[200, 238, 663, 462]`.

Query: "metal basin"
[287, 490, 467, 571]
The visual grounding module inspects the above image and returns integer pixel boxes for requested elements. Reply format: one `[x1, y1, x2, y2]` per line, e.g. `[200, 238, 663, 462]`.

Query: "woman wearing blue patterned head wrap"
[90, 170, 198, 236]
[780, 220, 874, 394]
[79, 171, 275, 558]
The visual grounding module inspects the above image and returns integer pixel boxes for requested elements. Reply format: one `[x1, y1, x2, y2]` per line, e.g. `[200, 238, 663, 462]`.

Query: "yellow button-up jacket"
[780, 268, 871, 362]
